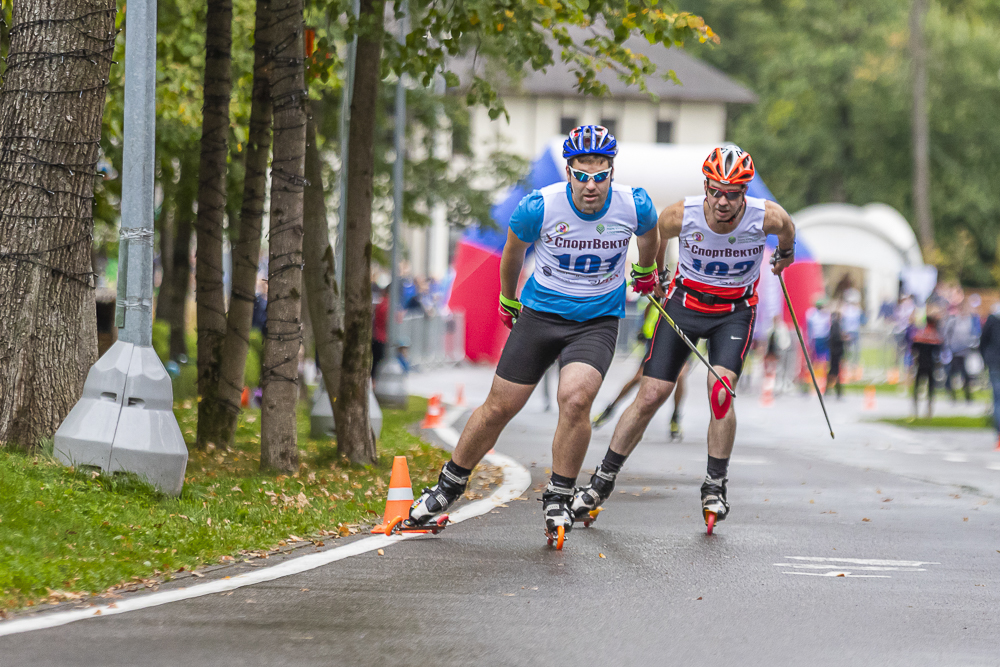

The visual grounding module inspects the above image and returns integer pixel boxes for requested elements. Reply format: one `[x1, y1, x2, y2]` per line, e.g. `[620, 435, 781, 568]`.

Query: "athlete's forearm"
[636, 227, 659, 270]
[776, 220, 795, 251]
[499, 230, 529, 300]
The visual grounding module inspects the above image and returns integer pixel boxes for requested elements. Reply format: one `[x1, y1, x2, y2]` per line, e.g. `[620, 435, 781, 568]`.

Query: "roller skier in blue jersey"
[406, 126, 660, 548]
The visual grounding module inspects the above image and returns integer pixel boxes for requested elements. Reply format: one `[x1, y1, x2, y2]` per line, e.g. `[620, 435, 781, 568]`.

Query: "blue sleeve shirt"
[506, 185, 657, 321]
[633, 187, 658, 236]
[509, 190, 545, 243]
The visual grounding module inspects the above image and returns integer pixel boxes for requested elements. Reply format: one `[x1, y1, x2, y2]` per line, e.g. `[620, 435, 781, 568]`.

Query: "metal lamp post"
[54, 0, 187, 495]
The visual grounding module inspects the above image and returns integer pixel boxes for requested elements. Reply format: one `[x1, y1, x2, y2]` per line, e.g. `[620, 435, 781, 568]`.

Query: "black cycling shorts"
[496, 307, 619, 385]
[642, 297, 757, 383]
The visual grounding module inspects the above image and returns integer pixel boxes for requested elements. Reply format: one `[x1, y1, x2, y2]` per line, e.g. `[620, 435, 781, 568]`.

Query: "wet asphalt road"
[3, 363, 1000, 666]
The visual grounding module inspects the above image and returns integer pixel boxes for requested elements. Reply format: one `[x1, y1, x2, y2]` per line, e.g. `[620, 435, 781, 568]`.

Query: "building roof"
[449, 33, 756, 104]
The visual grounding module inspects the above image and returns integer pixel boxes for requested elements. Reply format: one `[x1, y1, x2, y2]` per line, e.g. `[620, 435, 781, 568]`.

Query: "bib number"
[554, 252, 624, 275]
[691, 258, 756, 277]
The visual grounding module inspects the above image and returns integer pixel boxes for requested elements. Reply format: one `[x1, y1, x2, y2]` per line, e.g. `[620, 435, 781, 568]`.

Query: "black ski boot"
[407, 464, 468, 527]
[571, 464, 617, 520]
[701, 475, 730, 534]
[542, 483, 574, 548]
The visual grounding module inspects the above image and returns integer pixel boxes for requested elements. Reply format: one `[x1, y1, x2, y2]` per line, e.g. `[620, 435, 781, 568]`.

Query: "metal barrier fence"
[397, 311, 466, 368]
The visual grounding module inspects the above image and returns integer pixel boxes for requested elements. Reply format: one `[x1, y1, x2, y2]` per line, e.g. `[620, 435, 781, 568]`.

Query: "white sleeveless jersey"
[676, 195, 768, 289]
[532, 182, 641, 297]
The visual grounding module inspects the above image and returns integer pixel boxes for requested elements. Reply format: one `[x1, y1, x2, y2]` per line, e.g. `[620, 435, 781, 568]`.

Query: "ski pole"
[644, 294, 736, 397]
[777, 272, 835, 439]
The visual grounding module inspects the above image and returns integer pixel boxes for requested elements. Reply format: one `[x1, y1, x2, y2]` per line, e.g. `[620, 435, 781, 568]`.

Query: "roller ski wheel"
[545, 525, 566, 550]
[575, 507, 603, 528]
[704, 510, 717, 535]
[388, 514, 450, 535]
[669, 418, 683, 442]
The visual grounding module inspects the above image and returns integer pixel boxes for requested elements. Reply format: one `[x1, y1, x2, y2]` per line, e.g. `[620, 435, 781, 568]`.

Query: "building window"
[656, 121, 673, 144]
[599, 118, 617, 137]
[560, 116, 578, 135]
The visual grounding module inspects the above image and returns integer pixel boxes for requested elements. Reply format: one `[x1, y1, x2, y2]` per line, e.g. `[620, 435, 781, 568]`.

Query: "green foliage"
[0, 397, 449, 612]
[684, 0, 1000, 286]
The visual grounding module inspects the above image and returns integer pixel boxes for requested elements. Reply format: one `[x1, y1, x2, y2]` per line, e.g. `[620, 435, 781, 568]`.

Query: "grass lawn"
[0, 395, 448, 614]
[876, 415, 994, 429]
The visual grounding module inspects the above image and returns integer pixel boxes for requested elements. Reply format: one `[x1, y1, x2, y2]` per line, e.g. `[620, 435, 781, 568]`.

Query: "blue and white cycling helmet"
[562, 124, 618, 160]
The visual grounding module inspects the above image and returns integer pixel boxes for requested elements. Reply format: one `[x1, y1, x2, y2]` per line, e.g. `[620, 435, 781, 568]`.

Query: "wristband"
[499, 294, 521, 311]
[775, 246, 794, 259]
[631, 263, 657, 276]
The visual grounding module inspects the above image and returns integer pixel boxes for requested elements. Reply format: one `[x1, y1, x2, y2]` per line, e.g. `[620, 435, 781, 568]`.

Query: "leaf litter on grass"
[0, 396, 448, 613]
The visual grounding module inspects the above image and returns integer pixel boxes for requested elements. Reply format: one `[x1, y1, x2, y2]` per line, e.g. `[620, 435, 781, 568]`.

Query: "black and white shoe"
[542, 483, 574, 536]
[700, 475, 730, 522]
[571, 465, 617, 519]
[407, 464, 468, 526]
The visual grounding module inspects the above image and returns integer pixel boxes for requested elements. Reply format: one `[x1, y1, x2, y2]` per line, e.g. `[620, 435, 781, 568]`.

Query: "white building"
[404, 40, 756, 279]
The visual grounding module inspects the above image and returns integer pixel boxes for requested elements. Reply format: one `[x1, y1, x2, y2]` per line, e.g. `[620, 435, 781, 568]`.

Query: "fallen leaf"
[696, 597, 703, 600]
[300, 588, 310, 592]
[836, 573, 846, 577]
[191, 572, 204, 578]
[882, 498, 892, 502]
[377, 549, 384, 556]
[809, 499, 815, 504]
[862, 518, 870, 522]
[963, 517, 969, 522]
[93, 609, 101, 616]
[599, 553, 606, 559]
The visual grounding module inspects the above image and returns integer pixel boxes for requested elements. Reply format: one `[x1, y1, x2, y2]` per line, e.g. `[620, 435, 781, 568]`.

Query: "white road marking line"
[784, 572, 891, 578]
[943, 453, 969, 463]
[776, 564, 926, 572]
[0, 405, 530, 638]
[987, 463, 1000, 472]
[730, 456, 770, 465]
[784, 556, 940, 567]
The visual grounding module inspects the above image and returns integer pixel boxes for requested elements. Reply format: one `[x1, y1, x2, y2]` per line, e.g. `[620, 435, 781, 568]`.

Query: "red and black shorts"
[642, 297, 756, 383]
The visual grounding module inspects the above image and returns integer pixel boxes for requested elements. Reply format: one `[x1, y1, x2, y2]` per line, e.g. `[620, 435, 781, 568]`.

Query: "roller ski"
[669, 413, 683, 442]
[403, 464, 468, 533]
[387, 513, 450, 535]
[541, 483, 573, 550]
[701, 475, 730, 535]
[592, 403, 618, 429]
[571, 464, 617, 527]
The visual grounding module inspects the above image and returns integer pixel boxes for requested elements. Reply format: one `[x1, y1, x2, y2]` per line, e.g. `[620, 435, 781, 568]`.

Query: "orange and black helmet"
[702, 146, 755, 185]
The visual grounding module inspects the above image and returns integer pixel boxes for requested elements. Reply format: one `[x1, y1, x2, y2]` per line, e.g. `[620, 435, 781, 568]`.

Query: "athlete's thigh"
[556, 361, 604, 408]
[495, 308, 564, 385]
[557, 315, 619, 380]
[705, 306, 757, 377]
[643, 299, 700, 383]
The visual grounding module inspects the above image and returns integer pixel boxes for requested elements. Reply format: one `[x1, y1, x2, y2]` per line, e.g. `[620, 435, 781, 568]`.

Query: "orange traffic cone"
[421, 394, 444, 429]
[455, 384, 466, 407]
[760, 372, 775, 408]
[863, 385, 877, 411]
[241, 386, 250, 408]
[994, 436, 1000, 452]
[371, 456, 424, 534]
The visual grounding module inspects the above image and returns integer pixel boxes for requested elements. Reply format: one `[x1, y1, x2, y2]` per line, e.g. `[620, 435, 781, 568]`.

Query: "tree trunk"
[303, 104, 344, 422]
[156, 159, 177, 324]
[910, 0, 933, 253]
[195, 0, 234, 449]
[167, 154, 198, 360]
[260, 0, 306, 473]
[207, 0, 273, 449]
[0, 1, 115, 451]
[335, 0, 383, 465]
